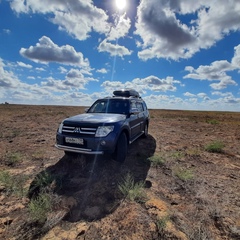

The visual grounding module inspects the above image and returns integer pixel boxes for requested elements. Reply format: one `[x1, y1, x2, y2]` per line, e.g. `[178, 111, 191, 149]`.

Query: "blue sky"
[0, 0, 240, 111]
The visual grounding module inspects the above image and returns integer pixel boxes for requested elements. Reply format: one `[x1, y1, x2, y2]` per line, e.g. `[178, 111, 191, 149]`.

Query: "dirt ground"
[0, 104, 239, 239]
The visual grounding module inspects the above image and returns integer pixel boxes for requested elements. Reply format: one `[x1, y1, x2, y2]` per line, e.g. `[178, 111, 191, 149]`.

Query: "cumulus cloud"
[184, 58, 238, 90]
[98, 39, 132, 57]
[10, 0, 110, 41]
[0, 58, 22, 88]
[211, 91, 234, 97]
[96, 68, 108, 74]
[184, 42, 240, 91]
[135, 0, 240, 60]
[20, 36, 89, 67]
[36, 67, 45, 71]
[184, 92, 195, 97]
[232, 44, 240, 68]
[17, 61, 32, 69]
[107, 14, 131, 41]
[41, 68, 97, 91]
[101, 75, 181, 95]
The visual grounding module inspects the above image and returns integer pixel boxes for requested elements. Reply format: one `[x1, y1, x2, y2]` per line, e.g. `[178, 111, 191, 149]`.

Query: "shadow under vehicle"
[28, 134, 156, 223]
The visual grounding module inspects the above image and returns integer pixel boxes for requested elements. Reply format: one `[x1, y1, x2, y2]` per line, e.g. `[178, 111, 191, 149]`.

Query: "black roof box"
[113, 89, 140, 98]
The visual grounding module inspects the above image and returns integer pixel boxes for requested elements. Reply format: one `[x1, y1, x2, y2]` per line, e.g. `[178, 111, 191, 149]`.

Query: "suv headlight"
[95, 126, 114, 137]
[58, 122, 64, 133]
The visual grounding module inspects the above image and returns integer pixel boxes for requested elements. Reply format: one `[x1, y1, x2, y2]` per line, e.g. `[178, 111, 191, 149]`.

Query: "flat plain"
[0, 104, 240, 239]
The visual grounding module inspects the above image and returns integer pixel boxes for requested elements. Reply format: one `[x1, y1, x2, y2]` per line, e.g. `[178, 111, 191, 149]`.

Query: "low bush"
[205, 141, 224, 153]
[28, 192, 52, 223]
[118, 173, 147, 203]
[156, 215, 170, 231]
[4, 152, 22, 166]
[174, 168, 194, 181]
[0, 170, 27, 196]
[148, 154, 165, 167]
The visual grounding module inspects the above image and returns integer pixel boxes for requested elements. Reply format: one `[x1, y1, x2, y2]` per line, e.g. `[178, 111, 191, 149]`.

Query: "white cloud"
[184, 58, 238, 90]
[10, 0, 110, 41]
[197, 93, 207, 98]
[96, 68, 108, 74]
[135, 0, 240, 60]
[98, 39, 132, 57]
[184, 92, 195, 97]
[41, 68, 97, 91]
[101, 75, 181, 95]
[58, 66, 68, 74]
[232, 44, 240, 68]
[211, 91, 234, 97]
[196, 1, 240, 49]
[144, 93, 240, 111]
[0, 58, 22, 88]
[17, 61, 33, 69]
[36, 67, 45, 71]
[107, 14, 131, 41]
[20, 36, 90, 67]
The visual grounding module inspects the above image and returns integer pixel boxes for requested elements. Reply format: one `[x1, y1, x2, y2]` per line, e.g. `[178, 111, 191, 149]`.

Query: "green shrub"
[205, 141, 224, 153]
[148, 154, 165, 167]
[185, 148, 201, 157]
[156, 215, 170, 231]
[174, 168, 194, 181]
[5, 152, 22, 166]
[28, 192, 52, 223]
[118, 173, 147, 203]
[0, 170, 27, 196]
[0, 171, 14, 190]
[206, 119, 219, 125]
[34, 171, 54, 189]
[171, 151, 185, 159]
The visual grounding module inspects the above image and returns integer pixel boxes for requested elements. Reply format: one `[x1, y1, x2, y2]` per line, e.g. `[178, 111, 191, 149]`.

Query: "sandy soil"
[0, 104, 239, 239]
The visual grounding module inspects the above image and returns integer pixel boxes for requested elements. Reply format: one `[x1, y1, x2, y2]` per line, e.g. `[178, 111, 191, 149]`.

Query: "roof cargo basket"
[113, 89, 140, 98]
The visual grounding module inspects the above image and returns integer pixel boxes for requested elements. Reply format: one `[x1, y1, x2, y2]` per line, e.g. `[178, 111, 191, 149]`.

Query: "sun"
[115, 0, 126, 10]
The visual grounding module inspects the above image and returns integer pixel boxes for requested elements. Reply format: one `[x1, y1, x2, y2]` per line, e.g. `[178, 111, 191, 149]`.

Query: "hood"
[64, 113, 126, 124]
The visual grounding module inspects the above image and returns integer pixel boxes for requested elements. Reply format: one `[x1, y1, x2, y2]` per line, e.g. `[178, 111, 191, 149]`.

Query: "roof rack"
[113, 89, 140, 98]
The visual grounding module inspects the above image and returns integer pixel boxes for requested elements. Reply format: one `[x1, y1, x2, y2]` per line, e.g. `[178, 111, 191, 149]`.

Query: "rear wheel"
[113, 133, 128, 163]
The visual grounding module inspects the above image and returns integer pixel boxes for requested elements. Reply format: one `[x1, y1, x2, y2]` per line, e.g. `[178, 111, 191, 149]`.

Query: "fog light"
[100, 140, 106, 146]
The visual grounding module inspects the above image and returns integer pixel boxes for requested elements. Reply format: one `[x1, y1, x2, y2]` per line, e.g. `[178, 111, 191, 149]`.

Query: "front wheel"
[113, 133, 128, 163]
[142, 123, 148, 138]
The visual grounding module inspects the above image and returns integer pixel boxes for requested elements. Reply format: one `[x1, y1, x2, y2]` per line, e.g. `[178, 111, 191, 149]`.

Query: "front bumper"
[55, 144, 104, 155]
[55, 131, 118, 155]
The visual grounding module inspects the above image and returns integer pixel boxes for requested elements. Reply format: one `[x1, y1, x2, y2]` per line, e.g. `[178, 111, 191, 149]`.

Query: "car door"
[129, 100, 141, 139]
[136, 101, 145, 133]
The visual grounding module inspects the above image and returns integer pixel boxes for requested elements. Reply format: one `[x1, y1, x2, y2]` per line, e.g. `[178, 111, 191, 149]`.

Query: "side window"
[130, 101, 137, 110]
[136, 102, 144, 112]
[142, 101, 147, 111]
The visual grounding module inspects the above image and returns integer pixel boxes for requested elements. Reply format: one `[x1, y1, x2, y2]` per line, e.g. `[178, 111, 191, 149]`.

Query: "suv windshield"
[88, 99, 129, 114]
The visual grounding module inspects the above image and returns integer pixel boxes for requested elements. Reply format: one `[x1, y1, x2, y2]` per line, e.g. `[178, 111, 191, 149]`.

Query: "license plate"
[65, 137, 84, 145]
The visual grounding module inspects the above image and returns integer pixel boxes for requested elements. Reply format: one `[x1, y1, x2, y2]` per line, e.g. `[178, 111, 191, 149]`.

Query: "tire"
[114, 133, 128, 163]
[142, 123, 148, 138]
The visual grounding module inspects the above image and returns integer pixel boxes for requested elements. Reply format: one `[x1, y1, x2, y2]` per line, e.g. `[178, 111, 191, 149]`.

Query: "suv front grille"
[62, 125, 97, 136]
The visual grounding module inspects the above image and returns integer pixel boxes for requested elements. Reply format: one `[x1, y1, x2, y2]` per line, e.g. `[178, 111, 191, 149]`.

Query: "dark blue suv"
[55, 89, 150, 162]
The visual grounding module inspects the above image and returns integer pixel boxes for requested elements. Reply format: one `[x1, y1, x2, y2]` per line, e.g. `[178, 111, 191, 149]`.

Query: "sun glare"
[115, 0, 126, 10]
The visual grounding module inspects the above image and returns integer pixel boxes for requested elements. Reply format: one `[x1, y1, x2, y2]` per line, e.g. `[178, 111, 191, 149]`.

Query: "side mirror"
[85, 108, 89, 113]
[130, 108, 139, 115]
